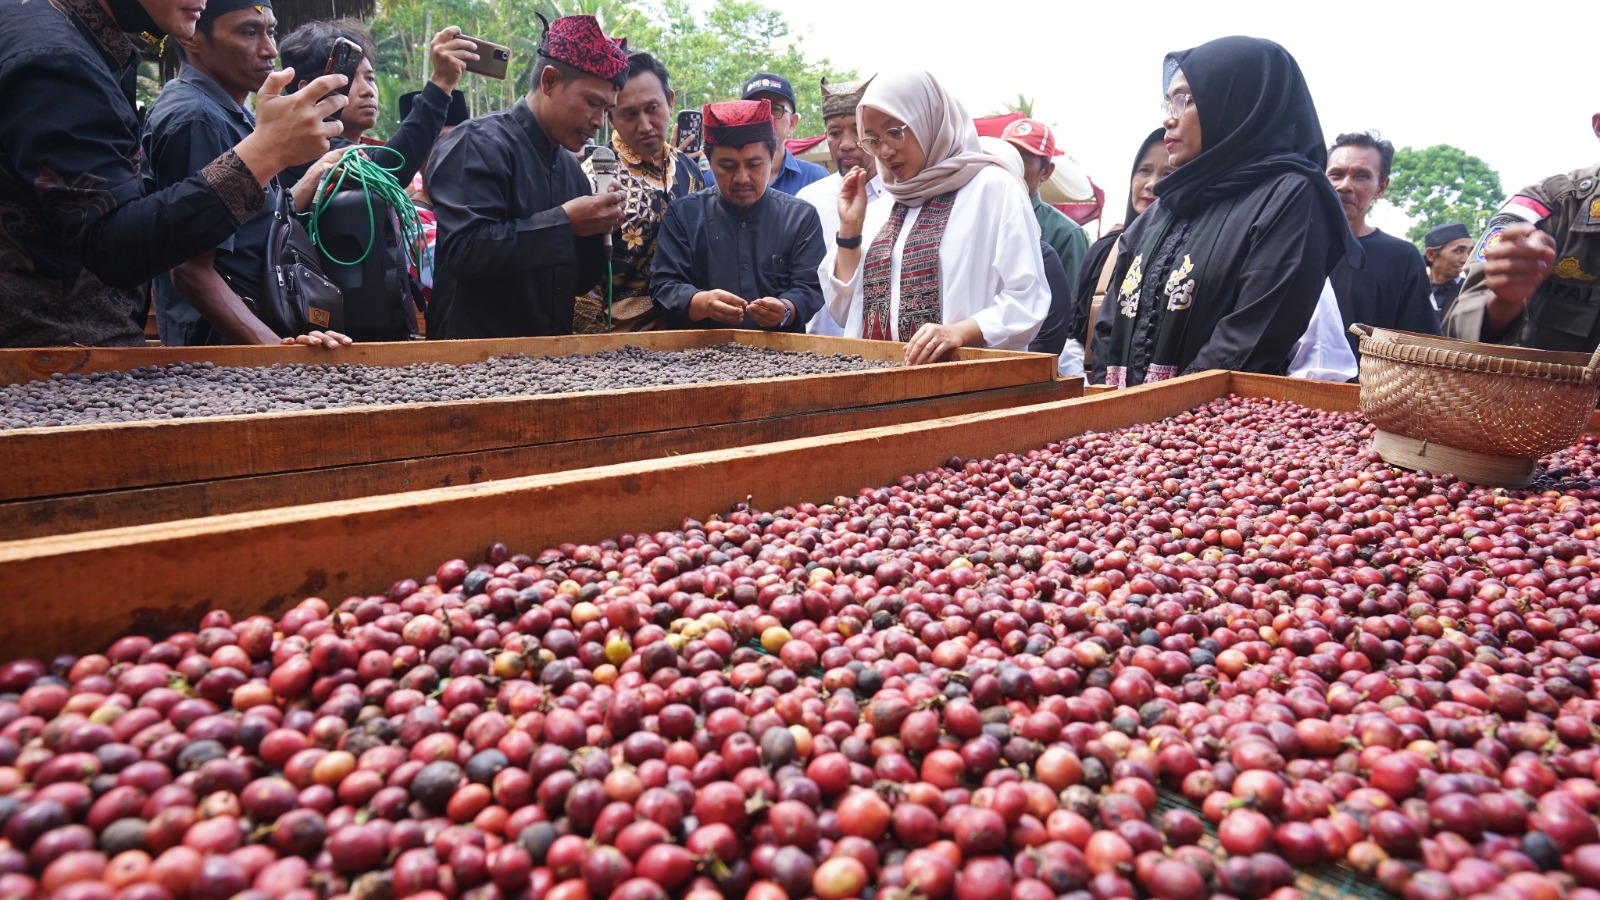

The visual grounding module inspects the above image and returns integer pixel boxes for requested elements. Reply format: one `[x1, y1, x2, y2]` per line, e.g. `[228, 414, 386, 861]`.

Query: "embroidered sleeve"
[199, 148, 265, 224]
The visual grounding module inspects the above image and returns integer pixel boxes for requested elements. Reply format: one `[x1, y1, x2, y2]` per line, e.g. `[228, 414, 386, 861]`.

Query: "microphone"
[590, 145, 618, 259]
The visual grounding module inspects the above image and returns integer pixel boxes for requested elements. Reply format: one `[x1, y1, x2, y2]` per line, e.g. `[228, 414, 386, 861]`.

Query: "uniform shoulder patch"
[1589, 195, 1600, 226]
[1500, 194, 1553, 224]
[1473, 221, 1510, 263]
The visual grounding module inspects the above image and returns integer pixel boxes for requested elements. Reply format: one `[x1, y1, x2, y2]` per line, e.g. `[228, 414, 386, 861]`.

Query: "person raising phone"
[424, 14, 628, 338]
[141, 0, 354, 347]
[0, 0, 347, 347]
[277, 19, 476, 190]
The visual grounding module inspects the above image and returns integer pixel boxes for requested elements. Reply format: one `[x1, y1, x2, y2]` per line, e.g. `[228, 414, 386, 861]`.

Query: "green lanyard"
[307, 145, 427, 268]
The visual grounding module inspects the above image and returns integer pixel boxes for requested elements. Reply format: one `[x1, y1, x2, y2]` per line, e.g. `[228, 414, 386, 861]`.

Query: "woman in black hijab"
[1069, 129, 1167, 367]
[1089, 36, 1359, 387]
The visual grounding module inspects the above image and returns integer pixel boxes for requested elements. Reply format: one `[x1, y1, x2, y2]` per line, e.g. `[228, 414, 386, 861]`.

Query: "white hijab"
[978, 136, 1026, 187]
[858, 70, 997, 208]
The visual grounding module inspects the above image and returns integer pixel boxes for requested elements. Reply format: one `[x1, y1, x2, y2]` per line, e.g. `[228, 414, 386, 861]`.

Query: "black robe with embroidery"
[1090, 170, 1343, 385]
[425, 101, 605, 338]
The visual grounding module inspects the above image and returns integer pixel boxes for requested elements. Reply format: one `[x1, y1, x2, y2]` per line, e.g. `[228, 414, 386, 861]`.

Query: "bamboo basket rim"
[1350, 324, 1600, 383]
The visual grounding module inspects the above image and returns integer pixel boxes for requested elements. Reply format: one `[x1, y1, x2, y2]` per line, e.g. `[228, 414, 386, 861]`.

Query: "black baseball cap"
[742, 73, 796, 109]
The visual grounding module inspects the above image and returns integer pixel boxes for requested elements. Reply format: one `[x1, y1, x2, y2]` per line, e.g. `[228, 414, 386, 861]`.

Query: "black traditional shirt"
[425, 100, 605, 338]
[1429, 277, 1462, 324]
[1329, 228, 1440, 359]
[650, 187, 824, 332]
[0, 0, 264, 347]
[141, 63, 280, 345]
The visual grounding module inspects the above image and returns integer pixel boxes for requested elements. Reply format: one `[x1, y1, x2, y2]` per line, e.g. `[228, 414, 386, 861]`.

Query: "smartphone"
[460, 35, 511, 80]
[321, 36, 364, 121]
[676, 110, 703, 155]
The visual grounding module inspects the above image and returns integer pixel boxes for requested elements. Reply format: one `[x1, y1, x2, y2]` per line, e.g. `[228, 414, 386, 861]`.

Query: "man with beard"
[142, 0, 350, 346]
[651, 99, 823, 332]
[1324, 130, 1439, 361]
[574, 51, 703, 333]
[425, 14, 628, 337]
[1421, 222, 1472, 322]
[797, 75, 881, 335]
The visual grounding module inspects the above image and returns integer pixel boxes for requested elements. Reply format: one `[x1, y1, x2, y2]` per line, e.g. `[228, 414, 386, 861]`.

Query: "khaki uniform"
[1443, 163, 1600, 350]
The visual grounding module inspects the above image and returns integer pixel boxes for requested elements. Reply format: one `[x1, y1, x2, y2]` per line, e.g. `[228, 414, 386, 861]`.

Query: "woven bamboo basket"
[1351, 325, 1600, 487]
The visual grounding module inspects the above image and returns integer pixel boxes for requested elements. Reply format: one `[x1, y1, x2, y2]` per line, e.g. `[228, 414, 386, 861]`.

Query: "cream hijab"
[858, 70, 997, 208]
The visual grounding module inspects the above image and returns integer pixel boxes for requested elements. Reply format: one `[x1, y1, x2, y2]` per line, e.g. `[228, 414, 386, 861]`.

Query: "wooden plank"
[0, 331, 695, 384]
[0, 370, 1229, 660]
[1228, 374, 1360, 412]
[0, 330, 1029, 385]
[0, 379, 1080, 539]
[0, 335, 1056, 500]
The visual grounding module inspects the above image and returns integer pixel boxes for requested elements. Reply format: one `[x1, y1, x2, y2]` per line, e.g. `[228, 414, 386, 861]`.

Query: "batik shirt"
[574, 135, 702, 333]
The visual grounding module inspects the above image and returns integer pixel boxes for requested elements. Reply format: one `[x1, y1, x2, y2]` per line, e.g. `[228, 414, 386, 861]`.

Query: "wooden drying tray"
[0, 371, 1356, 661]
[0, 331, 1068, 539]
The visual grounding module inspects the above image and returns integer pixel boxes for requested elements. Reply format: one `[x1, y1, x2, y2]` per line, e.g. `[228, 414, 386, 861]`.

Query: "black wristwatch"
[836, 233, 863, 249]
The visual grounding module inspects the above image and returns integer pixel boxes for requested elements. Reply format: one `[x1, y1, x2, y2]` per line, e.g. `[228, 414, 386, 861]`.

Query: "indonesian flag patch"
[1500, 194, 1553, 224]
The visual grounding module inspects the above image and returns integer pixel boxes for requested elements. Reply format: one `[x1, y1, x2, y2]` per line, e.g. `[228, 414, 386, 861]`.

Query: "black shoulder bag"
[251, 192, 345, 336]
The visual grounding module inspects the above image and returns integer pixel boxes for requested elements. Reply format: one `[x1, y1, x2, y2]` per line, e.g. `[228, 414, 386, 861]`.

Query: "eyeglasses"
[770, 104, 794, 118]
[1160, 92, 1194, 120]
[860, 125, 911, 156]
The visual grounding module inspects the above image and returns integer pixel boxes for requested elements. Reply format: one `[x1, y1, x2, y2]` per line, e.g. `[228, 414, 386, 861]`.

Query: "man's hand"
[747, 297, 792, 329]
[670, 125, 705, 165]
[290, 145, 363, 210]
[838, 167, 870, 237]
[904, 320, 981, 365]
[562, 184, 625, 237]
[281, 330, 354, 349]
[1484, 221, 1557, 310]
[689, 290, 748, 324]
[428, 26, 476, 95]
[237, 69, 349, 183]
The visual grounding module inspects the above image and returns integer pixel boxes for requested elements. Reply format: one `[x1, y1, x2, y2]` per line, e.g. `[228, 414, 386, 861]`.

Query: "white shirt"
[1287, 278, 1359, 382]
[799, 172, 886, 337]
[822, 166, 1048, 349]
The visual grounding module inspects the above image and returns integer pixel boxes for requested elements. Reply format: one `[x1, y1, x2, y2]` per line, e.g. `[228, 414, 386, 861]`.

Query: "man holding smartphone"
[0, 0, 347, 346]
[425, 14, 629, 338]
[141, 0, 352, 347]
[573, 51, 703, 333]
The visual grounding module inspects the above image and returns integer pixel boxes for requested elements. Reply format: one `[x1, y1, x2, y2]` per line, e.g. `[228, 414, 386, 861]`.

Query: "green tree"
[990, 93, 1033, 118]
[367, 0, 844, 141]
[1387, 144, 1506, 246]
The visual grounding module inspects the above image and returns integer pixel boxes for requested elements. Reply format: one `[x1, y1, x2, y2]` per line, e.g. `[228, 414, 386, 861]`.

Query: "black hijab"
[1067, 129, 1170, 349]
[1123, 128, 1166, 227]
[1153, 35, 1360, 265]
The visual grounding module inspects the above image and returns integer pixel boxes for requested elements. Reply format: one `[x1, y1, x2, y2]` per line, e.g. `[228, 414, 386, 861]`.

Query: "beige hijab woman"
[857, 70, 997, 207]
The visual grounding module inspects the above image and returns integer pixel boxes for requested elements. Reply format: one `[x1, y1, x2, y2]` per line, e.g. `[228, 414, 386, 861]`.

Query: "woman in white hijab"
[824, 71, 1049, 364]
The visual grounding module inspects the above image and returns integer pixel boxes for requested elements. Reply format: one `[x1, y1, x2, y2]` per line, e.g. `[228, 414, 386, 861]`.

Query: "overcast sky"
[785, 0, 1598, 238]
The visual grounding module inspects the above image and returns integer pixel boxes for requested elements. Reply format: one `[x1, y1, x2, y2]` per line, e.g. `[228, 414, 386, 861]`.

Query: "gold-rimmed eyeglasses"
[1160, 92, 1194, 120]
[860, 125, 911, 157]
